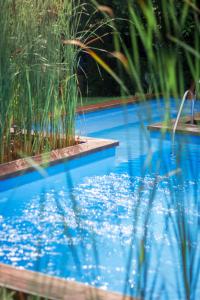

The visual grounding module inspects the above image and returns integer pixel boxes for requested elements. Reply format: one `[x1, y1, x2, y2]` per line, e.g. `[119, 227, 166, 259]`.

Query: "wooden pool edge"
[148, 114, 200, 136]
[0, 93, 158, 180]
[77, 93, 158, 114]
[0, 136, 119, 180]
[0, 263, 135, 300]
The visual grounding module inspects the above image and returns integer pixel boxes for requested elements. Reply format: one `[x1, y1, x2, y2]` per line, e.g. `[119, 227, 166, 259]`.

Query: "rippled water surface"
[0, 99, 200, 299]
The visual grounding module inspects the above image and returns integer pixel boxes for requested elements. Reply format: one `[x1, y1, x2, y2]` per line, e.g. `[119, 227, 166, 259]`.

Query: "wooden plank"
[0, 263, 135, 300]
[148, 114, 200, 136]
[0, 137, 119, 180]
[77, 94, 157, 114]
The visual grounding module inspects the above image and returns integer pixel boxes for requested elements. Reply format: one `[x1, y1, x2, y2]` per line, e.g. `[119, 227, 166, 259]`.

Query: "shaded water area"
[0, 99, 200, 299]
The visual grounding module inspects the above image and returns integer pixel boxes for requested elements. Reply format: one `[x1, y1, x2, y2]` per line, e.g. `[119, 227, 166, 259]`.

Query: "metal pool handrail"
[172, 79, 200, 146]
[172, 89, 191, 145]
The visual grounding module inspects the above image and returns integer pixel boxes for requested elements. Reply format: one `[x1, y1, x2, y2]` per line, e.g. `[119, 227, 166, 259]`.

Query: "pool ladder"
[172, 90, 196, 147]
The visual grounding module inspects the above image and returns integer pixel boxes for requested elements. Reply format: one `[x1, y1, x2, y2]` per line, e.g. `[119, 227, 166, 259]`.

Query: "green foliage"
[0, 288, 15, 300]
[0, 0, 82, 163]
[89, 1, 200, 299]
[85, 0, 199, 97]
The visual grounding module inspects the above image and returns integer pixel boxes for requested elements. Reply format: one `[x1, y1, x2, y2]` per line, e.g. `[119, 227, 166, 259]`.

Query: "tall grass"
[124, 2, 200, 299]
[0, 0, 82, 164]
[88, 1, 200, 299]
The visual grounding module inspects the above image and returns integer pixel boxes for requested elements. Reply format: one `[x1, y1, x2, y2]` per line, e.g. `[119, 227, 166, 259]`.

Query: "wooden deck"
[77, 94, 156, 114]
[148, 114, 200, 136]
[0, 263, 135, 300]
[0, 137, 119, 180]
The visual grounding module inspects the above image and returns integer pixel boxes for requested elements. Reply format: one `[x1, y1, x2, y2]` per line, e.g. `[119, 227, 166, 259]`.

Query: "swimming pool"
[0, 99, 199, 299]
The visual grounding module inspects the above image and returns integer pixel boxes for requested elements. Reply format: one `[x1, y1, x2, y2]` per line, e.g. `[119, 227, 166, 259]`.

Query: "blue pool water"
[0, 99, 200, 299]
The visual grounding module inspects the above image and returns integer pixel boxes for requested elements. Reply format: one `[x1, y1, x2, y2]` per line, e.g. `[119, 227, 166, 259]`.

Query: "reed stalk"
[0, 0, 83, 164]
[90, 1, 200, 299]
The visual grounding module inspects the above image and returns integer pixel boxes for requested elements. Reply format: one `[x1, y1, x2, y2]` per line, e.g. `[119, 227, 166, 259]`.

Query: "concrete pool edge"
[0, 263, 136, 300]
[0, 136, 119, 180]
